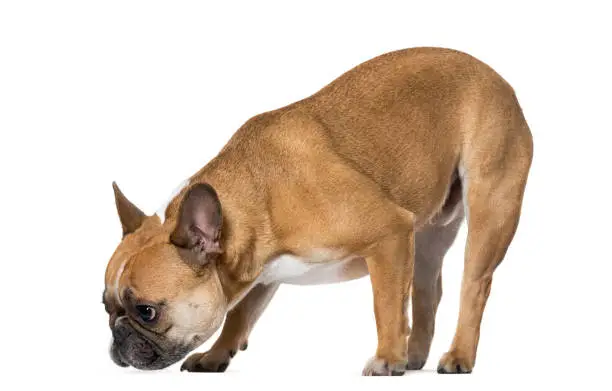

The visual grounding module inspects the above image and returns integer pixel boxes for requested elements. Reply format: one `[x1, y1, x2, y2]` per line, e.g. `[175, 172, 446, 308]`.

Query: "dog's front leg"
[362, 210, 415, 376]
[181, 283, 279, 372]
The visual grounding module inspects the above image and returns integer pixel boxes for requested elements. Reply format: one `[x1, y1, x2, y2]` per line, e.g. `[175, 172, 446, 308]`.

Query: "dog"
[103, 47, 533, 375]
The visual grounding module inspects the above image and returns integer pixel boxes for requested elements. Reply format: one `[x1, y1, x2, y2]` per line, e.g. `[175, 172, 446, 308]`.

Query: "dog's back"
[209, 47, 532, 227]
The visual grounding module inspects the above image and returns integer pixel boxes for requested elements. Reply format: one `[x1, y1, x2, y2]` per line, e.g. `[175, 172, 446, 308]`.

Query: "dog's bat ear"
[112, 182, 147, 237]
[170, 183, 223, 264]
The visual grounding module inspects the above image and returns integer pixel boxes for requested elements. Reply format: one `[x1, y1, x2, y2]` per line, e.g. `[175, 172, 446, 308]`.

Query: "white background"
[1, 0, 610, 389]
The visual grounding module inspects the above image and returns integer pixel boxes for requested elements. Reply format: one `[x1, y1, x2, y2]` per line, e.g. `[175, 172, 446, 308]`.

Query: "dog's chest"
[258, 251, 368, 285]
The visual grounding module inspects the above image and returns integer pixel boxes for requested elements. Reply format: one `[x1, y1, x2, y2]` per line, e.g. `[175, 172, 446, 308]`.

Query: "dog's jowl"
[102, 47, 533, 375]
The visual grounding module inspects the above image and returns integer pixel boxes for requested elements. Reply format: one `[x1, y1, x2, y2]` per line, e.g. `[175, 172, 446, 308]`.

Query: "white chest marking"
[155, 179, 190, 223]
[258, 251, 366, 286]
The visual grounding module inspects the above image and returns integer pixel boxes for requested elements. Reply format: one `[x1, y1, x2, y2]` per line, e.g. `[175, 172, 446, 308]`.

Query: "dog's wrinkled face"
[103, 183, 228, 370]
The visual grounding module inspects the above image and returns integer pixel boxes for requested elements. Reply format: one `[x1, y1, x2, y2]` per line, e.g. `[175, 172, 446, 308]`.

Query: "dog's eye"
[135, 305, 157, 323]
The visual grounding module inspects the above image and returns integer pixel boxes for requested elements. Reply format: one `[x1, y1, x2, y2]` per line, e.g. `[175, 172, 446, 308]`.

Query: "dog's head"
[103, 182, 228, 370]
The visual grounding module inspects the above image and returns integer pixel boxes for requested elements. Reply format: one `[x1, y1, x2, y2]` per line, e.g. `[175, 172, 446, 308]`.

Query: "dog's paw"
[405, 335, 428, 370]
[437, 351, 473, 374]
[362, 357, 406, 376]
[405, 356, 426, 371]
[180, 349, 232, 373]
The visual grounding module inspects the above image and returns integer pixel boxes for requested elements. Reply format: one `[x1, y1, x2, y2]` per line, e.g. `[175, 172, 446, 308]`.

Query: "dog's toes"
[180, 350, 232, 373]
[437, 351, 473, 374]
[405, 333, 431, 370]
[181, 353, 203, 372]
[362, 357, 406, 376]
[405, 357, 426, 371]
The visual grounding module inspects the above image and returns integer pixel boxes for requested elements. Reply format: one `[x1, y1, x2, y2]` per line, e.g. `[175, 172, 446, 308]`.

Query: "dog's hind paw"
[437, 351, 473, 374]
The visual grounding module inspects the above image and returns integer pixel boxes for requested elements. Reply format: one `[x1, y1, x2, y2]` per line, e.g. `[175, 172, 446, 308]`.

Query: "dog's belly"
[259, 252, 368, 285]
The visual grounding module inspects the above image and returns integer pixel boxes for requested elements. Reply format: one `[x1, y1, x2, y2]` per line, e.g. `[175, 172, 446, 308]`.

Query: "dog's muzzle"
[110, 316, 183, 370]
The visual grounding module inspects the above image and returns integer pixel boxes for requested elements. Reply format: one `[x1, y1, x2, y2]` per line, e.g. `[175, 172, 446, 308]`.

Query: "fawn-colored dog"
[103, 47, 533, 375]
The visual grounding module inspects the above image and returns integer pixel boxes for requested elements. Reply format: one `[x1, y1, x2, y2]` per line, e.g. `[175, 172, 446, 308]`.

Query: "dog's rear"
[297, 47, 533, 372]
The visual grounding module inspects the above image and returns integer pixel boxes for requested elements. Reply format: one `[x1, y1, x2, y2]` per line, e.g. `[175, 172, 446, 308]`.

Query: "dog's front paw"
[362, 357, 406, 376]
[437, 351, 473, 374]
[180, 349, 232, 373]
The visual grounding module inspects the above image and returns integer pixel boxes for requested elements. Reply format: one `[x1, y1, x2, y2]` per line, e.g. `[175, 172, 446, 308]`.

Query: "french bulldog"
[103, 47, 533, 375]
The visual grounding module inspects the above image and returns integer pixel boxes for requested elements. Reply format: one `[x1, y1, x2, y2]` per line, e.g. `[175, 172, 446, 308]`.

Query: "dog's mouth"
[111, 336, 186, 370]
[109, 342, 130, 367]
[111, 321, 186, 370]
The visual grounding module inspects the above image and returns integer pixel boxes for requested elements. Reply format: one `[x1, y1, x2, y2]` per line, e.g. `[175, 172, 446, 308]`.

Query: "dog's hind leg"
[437, 96, 533, 374]
[406, 196, 464, 370]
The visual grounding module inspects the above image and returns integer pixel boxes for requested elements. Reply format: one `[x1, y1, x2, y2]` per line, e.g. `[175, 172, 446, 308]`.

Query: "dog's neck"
[211, 202, 278, 308]
[214, 260, 260, 310]
[158, 160, 278, 307]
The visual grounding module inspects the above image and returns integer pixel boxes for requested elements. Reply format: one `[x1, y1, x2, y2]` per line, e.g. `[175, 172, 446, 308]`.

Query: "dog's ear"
[170, 183, 223, 265]
[113, 182, 147, 237]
